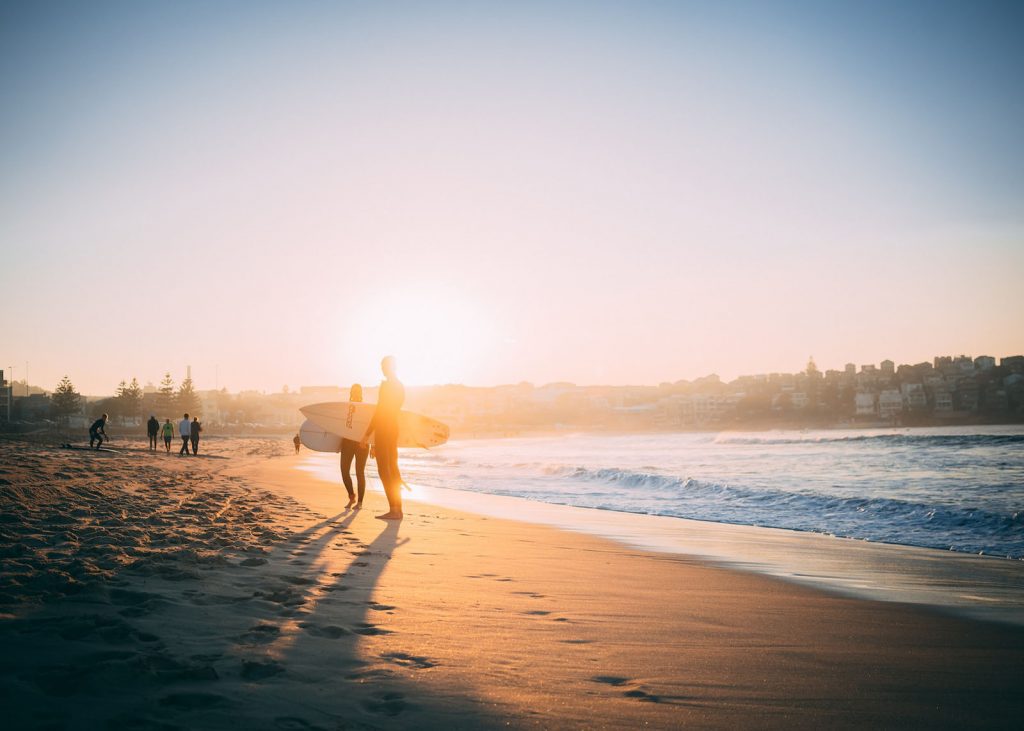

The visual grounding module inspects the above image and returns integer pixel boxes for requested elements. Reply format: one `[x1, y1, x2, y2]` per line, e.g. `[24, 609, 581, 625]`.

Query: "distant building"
[844, 363, 856, 376]
[881, 359, 895, 375]
[900, 383, 927, 410]
[878, 389, 903, 419]
[1001, 356, 1024, 373]
[974, 355, 996, 371]
[934, 389, 954, 412]
[0, 370, 10, 422]
[854, 392, 877, 417]
[790, 392, 809, 409]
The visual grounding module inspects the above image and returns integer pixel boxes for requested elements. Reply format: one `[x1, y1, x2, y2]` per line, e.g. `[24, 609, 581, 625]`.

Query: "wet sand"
[1, 438, 1022, 729]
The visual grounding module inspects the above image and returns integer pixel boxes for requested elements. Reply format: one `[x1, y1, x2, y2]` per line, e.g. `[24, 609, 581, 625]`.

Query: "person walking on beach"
[190, 416, 202, 455]
[342, 384, 370, 510]
[178, 413, 192, 455]
[360, 357, 405, 520]
[89, 413, 109, 449]
[162, 418, 174, 453]
[147, 415, 159, 451]
[293, 433, 301, 454]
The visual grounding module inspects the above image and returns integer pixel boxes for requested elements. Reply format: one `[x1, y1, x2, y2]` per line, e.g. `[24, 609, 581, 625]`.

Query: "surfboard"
[299, 401, 449, 449]
[299, 419, 343, 453]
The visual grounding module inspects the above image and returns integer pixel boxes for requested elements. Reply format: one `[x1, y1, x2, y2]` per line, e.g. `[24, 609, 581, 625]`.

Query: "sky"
[1, 0, 1022, 395]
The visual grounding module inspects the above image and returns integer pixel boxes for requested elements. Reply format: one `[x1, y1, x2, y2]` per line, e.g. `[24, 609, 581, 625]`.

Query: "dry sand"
[1, 437, 1022, 729]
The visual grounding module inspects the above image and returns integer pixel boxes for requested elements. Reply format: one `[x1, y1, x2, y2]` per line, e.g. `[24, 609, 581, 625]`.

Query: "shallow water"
[355, 425, 1024, 558]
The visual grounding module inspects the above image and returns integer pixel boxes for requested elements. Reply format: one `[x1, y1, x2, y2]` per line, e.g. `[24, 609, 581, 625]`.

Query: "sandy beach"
[1, 437, 1022, 730]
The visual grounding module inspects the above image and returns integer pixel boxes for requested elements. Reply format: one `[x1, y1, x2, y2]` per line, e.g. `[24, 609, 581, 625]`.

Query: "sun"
[340, 287, 490, 386]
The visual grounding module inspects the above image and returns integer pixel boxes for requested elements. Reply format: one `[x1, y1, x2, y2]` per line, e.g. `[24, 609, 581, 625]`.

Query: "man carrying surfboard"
[359, 356, 405, 521]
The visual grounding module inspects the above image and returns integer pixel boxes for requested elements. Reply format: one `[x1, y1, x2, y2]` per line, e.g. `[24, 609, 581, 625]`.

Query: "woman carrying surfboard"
[359, 356, 405, 521]
[341, 384, 370, 510]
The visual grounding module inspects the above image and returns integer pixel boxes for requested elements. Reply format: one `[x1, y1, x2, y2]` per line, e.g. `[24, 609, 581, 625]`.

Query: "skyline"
[2, 1, 1022, 395]
[5, 350, 1021, 399]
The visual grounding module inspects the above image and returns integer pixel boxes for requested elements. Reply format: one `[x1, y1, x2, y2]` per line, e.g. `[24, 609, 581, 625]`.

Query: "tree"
[115, 377, 143, 424]
[51, 376, 82, 422]
[156, 373, 176, 416]
[177, 377, 199, 417]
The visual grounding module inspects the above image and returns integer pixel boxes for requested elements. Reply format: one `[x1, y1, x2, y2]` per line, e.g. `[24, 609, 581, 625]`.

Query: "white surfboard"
[299, 401, 449, 449]
[299, 419, 343, 452]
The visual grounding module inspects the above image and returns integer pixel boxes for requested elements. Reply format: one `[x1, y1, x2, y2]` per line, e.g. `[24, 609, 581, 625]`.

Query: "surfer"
[89, 413, 109, 449]
[178, 413, 192, 455]
[341, 384, 370, 510]
[190, 416, 202, 455]
[162, 418, 174, 453]
[147, 415, 159, 451]
[360, 356, 405, 520]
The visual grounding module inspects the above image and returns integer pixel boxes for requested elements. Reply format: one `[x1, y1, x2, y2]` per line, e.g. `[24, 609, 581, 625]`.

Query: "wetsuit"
[365, 378, 404, 509]
[147, 417, 159, 450]
[190, 420, 201, 454]
[89, 418, 107, 449]
[340, 438, 369, 504]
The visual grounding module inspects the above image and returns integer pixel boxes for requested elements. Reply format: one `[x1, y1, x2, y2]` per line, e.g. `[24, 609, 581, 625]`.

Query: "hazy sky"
[2, 1, 1022, 394]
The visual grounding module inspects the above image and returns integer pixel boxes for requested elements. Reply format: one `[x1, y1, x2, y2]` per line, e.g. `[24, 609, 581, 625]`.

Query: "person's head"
[165, 419, 170, 423]
[183, 413, 189, 419]
[381, 356, 396, 378]
[350, 383, 363, 402]
[100, 413, 108, 421]
[192, 416, 198, 422]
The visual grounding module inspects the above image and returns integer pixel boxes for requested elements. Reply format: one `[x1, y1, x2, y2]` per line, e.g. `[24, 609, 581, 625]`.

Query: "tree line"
[47, 373, 200, 423]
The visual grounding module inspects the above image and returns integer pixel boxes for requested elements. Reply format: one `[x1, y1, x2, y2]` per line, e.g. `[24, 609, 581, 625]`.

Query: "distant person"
[341, 384, 370, 510]
[178, 413, 192, 455]
[359, 357, 405, 520]
[89, 413, 109, 449]
[190, 417, 202, 454]
[147, 415, 159, 451]
[293, 433, 301, 454]
[162, 418, 174, 453]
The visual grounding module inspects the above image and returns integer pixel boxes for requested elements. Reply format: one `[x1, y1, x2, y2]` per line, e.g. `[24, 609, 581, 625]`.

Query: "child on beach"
[162, 419, 173, 452]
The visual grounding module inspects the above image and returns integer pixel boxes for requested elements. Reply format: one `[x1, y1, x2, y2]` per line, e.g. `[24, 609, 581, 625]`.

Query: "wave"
[534, 466, 1024, 557]
[711, 432, 1024, 448]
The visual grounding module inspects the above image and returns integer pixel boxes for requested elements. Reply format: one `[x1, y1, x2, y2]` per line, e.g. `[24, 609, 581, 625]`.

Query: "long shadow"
[241, 508, 506, 729]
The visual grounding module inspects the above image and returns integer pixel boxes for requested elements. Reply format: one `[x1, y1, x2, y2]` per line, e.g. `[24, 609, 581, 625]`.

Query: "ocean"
[371, 425, 1024, 559]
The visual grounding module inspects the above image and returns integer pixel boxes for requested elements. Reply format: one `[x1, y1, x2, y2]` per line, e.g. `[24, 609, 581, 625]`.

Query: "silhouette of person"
[89, 413, 108, 449]
[341, 384, 370, 510]
[147, 415, 159, 451]
[293, 433, 301, 454]
[190, 416, 202, 454]
[178, 413, 191, 455]
[360, 356, 404, 520]
[162, 418, 174, 453]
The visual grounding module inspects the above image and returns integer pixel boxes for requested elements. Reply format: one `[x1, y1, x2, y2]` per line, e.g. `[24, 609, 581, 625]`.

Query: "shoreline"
[297, 452, 1024, 627]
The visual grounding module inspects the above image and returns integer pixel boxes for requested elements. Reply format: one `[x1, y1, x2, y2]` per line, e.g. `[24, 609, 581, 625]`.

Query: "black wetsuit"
[89, 418, 107, 448]
[367, 379, 404, 507]
[147, 417, 159, 450]
[340, 438, 369, 503]
[190, 421, 201, 454]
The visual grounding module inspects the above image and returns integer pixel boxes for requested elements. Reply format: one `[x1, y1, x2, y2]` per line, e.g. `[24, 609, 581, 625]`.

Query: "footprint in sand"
[362, 691, 408, 716]
[298, 622, 350, 639]
[241, 659, 285, 680]
[352, 622, 392, 636]
[380, 652, 437, 669]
